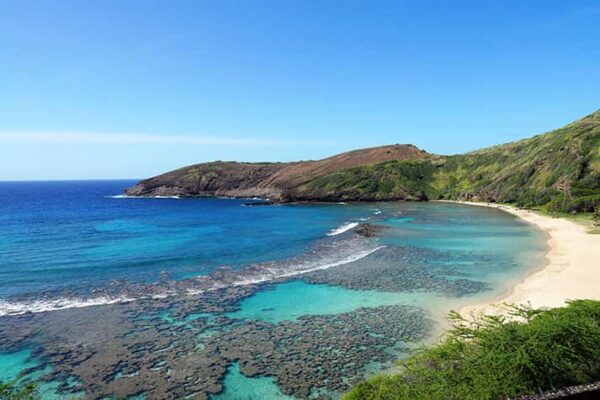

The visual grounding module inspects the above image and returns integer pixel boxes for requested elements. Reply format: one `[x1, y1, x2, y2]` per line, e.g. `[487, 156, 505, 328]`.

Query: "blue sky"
[1, 1, 599, 180]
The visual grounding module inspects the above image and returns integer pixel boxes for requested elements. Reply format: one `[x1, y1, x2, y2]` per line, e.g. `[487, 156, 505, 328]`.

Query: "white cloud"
[0, 131, 332, 146]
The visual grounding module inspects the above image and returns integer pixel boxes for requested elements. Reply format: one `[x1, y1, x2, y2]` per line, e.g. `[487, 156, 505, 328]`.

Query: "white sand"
[441, 201, 600, 315]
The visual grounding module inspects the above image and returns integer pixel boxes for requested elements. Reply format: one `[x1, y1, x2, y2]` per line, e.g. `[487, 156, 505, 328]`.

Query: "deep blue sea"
[0, 180, 548, 398]
[0, 180, 372, 302]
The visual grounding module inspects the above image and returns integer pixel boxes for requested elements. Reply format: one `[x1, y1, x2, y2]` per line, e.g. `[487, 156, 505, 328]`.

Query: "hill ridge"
[125, 110, 600, 213]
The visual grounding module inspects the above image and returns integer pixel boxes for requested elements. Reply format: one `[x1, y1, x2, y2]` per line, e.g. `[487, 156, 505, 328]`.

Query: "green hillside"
[300, 110, 600, 213]
[295, 159, 440, 201]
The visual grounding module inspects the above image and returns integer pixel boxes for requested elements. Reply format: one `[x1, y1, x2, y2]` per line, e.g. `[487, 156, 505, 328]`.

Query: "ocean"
[0, 180, 547, 399]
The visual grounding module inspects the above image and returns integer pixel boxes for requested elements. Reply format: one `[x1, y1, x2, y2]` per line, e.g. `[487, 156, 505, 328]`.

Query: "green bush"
[344, 300, 600, 400]
[0, 381, 37, 400]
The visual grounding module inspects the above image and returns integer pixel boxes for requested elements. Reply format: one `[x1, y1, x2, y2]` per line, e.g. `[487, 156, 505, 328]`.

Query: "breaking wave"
[0, 296, 136, 317]
[0, 235, 384, 316]
[326, 222, 359, 236]
[206, 243, 385, 290]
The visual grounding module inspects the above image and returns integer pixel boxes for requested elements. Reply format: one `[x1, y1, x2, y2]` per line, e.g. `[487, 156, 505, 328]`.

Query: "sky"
[1, 1, 599, 180]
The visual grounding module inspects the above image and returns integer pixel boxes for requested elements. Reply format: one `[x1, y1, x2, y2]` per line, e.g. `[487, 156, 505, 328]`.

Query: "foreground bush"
[345, 300, 600, 400]
[0, 381, 37, 400]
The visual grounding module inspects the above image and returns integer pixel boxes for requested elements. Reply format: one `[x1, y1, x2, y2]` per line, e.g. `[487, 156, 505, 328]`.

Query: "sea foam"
[326, 222, 359, 236]
[228, 245, 384, 287]
[0, 296, 135, 317]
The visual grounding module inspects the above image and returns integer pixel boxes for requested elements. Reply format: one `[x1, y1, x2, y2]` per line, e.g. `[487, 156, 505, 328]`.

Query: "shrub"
[344, 300, 600, 400]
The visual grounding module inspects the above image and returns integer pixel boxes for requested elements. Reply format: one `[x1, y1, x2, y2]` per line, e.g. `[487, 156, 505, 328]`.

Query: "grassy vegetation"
[302, 160, 439, 201]
[432, 110, 600, 212]
[344, 300, 600, 400]
[302, 110, 600, 216]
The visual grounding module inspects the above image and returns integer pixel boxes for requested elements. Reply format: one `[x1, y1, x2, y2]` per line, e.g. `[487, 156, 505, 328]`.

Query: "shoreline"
[439, 201, 600, 315]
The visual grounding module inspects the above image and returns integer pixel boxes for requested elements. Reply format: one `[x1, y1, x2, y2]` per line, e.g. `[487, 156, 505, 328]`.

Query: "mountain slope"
[302, 109, 600, 211]
[125, 110, 600, 212]
[433, 109, 600, 211]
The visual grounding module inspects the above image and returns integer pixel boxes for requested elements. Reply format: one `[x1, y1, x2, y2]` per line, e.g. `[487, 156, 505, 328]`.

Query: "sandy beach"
[443, 201, 600, 315]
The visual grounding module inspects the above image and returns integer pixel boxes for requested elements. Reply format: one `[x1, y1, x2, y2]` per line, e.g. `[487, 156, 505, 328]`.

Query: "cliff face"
[125, 110, 600, 212]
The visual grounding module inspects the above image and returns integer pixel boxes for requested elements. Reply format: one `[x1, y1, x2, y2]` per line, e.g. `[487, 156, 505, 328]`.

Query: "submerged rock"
[354, 223, 387, 237]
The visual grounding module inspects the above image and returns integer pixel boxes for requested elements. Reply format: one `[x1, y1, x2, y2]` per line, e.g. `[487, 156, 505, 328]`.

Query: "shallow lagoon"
[227, 280, 439, 324]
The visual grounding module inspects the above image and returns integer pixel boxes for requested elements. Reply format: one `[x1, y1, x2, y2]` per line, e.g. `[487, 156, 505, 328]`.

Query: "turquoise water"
[213, 363, 294, 400]
[0, 181, 548, 398]
[0, 349, 80, 400]
[0, 348, 38, 382]
[227, 280, 436, 324]
[381, 204, 547, 288]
